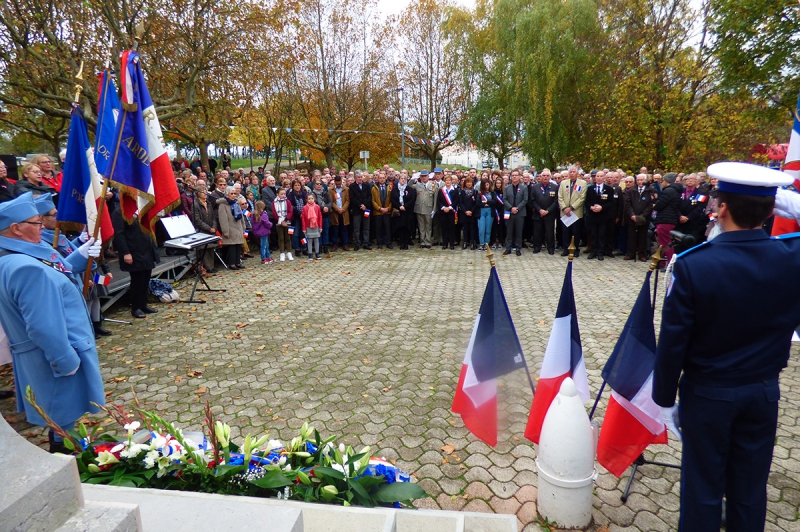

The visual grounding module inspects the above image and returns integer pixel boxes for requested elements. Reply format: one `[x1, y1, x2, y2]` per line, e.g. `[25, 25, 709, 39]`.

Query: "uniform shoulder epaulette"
[771, 231, 800, 241]
[676, 240, 711, 259]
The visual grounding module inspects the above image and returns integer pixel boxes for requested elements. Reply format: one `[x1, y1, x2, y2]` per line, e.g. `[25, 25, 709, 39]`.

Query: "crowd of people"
[166, 161, 720, 270]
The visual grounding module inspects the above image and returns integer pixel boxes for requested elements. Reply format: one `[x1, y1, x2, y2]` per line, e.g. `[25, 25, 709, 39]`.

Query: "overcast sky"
[375, 0, 476, 18]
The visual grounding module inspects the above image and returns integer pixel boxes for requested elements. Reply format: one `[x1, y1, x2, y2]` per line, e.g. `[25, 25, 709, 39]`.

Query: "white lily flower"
[278, 456, 287, 465]
[283, 464, 292, 472]
[339, 443, 346, 453]
[331, 463, 346, 475]
[123, 421, 141, 434]
[267, 439, 283, 451]
[110, 443, 125, 454]
[96, 451, 119, 467]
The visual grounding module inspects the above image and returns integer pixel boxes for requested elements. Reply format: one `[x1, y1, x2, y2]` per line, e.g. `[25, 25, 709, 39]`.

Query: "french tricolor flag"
[596, 271, 667, 477]
[56, 106, 114, 243]
[107, 50, 180, 238]
[773, 89, 800, 236]
[524, 261, 590, 444]
[93, 273, 112, 286]
[452, 268, 528, 447]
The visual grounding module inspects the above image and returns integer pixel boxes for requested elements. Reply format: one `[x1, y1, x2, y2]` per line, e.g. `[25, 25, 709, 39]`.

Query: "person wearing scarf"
[390, 174, 417, 250]
[216, 186, 245, 270]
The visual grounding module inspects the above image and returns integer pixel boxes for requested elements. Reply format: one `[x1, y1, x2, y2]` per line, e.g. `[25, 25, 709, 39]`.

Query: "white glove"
[78, 230, 89, 243]
[774, 188, 800, 220]
[660, 405, 682, 442]
[77, 238, 101, 259]
[64, 362, 80, 376]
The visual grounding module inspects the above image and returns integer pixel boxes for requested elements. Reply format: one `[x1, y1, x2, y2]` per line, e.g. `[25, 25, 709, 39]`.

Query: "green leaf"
[357, 475, 386, 489]
[313, 466, 345, 480]
[347, 478, 371, 499]
[85, 476, 111, 485]
[214, 464, 245, 478]
[250, 470, 293, 489]
[372, 482, 428, 503]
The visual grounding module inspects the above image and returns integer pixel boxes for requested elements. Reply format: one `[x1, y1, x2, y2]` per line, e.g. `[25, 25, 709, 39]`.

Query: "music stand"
[162, 216, 226, 304]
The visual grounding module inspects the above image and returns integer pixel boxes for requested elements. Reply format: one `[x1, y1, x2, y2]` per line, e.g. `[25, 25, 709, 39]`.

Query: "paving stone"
[465, 481, 494, 500]
[514, 485, 537, 504]
[516, 501, 538, 526]
[462, 498, 494, 514]
[489, 496, 521, 515]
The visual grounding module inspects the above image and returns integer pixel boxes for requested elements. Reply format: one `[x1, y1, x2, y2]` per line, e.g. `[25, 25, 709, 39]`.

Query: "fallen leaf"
[194, 387, 207, 395]
[441, 458, 449, 464]
[255, 292, 263, 296]
[174, 376, 183, 383]
[134, 364, 146, 370]
[440, 443, 455, 455]
[236, 323, 248, 328]
[363, 358, 371, 364]
[107, 376, 128, 383]
[257, 345, 265, 350]
[187, 370, 203, 378]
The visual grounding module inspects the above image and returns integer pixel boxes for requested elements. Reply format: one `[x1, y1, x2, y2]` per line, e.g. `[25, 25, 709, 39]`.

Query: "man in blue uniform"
[653, 162, 800, 532]
[0, 193, 105, 452]
[34, 194, 109, 338]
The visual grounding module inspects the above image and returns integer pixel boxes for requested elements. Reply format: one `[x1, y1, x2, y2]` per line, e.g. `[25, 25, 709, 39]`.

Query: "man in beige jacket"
[557, 165, 587, 256]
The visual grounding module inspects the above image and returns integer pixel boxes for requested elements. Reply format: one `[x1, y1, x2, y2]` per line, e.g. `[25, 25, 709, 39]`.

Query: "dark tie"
[639, 187, 643, 195]
[380, 186, 386, 203]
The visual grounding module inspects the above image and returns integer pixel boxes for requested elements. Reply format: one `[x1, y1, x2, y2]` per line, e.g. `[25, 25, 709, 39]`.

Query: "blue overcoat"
[0, 235, 105, 426]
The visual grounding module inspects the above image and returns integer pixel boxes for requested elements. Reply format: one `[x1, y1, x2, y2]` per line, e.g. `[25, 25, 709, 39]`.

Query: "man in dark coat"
[112, 208, 160, 319]
[624, 173, 654, 261]
[583, 170, 613, 260]
[530, 169, 559, 254]
[503, 170, 528, 256]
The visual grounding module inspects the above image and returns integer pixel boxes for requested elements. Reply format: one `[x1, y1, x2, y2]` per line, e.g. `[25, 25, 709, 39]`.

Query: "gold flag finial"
[486, 245, 496, 269]
[72, 61, 84, 104]
[568, 236, 576, 262]
[649, 246, 663, 272]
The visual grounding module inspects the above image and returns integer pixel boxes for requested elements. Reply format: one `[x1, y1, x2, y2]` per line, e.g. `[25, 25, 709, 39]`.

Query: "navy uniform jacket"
[584, 184, 614, 221]
[653, 230, 800, 406]
[677, 187, 710, 235]
[530, 183, 559, 220]
[0, 235, 105, 426]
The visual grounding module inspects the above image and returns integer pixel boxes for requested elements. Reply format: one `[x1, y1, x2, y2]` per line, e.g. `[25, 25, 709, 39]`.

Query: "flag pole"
[485, 246, 537, 398]
[590, 248, 664, 421]
[51, 222, 60, 249]
[649, 246, 663, 310]
[68, 60, 104, 299]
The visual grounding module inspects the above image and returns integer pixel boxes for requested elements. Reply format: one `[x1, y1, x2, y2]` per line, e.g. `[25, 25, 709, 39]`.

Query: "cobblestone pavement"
[2, 245, 799, 531]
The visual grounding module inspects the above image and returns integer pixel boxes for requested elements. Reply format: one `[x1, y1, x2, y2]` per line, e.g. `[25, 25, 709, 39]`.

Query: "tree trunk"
[323, 147, 334, 168]
[273, 147, 283, 175]
[199, 143, 210, 170]
[50, 136, 61, 162]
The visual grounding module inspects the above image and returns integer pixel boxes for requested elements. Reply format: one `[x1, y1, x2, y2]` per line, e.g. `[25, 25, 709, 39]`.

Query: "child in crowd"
[272, 187, 294, 261]
[301, 192, 323, 261]
[252, 200, 274, 264]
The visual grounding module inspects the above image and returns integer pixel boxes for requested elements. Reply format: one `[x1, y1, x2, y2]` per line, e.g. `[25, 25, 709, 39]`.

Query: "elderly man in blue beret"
[0, 192, 105, 453]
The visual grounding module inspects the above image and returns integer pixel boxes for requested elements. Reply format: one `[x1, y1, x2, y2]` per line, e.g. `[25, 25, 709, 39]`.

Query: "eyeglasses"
[42, 213, 57, 218]
[18, 221, 44, 227]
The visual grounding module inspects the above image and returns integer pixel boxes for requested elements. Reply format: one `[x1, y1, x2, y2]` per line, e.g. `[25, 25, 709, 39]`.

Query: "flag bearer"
[653, 162, 800, 532]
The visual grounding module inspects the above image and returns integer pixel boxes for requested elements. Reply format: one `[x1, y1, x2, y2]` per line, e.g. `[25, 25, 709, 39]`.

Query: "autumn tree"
[710, 0, 800, 114]
[0, 0, 283, 160]
[446, 0, 521, 170]
[395, 0, 467, 170]
[277, 0, 394, 168]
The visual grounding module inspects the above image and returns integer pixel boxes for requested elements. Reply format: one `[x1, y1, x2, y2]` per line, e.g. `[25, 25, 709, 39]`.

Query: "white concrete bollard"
[535, 377, 596, 529]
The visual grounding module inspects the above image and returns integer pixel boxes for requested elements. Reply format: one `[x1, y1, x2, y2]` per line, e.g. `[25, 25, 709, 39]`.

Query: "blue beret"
[433, 168, 442, 173]
[0, 192, 39, 231]
[419, 170, 429, 175]
[33, 193, 56, 215]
